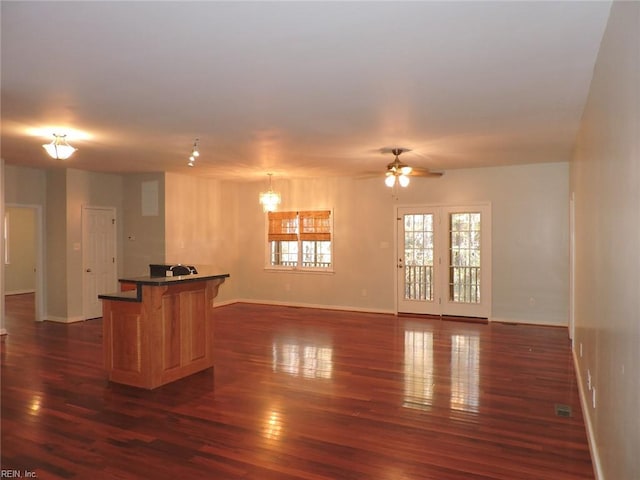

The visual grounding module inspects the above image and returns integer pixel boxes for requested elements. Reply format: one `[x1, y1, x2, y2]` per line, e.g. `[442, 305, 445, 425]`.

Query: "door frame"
[394, 202, 492, 319]
[5, 203, 45, 322]
[569, 192, 575, 342]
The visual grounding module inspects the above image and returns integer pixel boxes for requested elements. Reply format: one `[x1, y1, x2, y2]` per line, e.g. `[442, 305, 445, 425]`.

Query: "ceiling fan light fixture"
[259, 173, 281, 212]
[385, 173, 396, 187]
[42, 134, 76, 160]
[384, 147, 412, 189]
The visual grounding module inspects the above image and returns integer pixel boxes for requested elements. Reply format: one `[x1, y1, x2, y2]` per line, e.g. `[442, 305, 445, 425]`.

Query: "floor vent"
[555, 404, 572, 417]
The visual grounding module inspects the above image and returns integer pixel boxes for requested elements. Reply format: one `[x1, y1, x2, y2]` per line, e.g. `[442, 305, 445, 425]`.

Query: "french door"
[396, 204, 491, 318]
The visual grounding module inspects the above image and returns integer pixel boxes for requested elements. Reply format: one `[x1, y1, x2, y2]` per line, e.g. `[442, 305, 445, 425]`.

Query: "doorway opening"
[4, 205, 44, 322]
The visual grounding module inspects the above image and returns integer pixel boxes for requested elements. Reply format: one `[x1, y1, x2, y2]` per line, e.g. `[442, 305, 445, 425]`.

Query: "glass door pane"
[404, 213, 435, 302]
[449, 212, 481, 304]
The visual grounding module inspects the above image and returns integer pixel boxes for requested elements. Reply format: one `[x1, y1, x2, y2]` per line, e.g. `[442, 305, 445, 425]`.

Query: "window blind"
[267, 211, 298, 241]
[299, 210, 331, 241]
[267, 210, 331, 241]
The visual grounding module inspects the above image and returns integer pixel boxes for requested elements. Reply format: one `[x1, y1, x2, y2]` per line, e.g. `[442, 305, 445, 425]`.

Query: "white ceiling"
[1, 1, 611, 181]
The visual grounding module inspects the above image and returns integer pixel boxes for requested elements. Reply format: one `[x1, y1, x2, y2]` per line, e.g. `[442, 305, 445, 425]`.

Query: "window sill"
[264, 267, 335, 275]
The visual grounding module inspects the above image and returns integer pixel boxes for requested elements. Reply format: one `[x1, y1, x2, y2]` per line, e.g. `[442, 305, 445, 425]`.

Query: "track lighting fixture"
[188, 138, 200, 167]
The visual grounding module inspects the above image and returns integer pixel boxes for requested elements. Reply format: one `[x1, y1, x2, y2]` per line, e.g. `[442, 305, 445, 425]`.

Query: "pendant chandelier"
[259, 173, 281, 212]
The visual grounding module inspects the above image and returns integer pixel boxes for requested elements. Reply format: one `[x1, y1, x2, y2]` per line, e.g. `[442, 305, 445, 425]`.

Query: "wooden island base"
[100, 274, 228, 389]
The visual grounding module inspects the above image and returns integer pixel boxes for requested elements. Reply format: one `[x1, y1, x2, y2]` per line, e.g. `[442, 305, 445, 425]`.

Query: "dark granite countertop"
[118, 271, 229, 286]
[98, 289, 142, 303]
[99, 269, 230, 303]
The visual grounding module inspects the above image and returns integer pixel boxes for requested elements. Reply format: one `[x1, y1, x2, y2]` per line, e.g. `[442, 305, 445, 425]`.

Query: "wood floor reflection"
[1, 295, 594, 479]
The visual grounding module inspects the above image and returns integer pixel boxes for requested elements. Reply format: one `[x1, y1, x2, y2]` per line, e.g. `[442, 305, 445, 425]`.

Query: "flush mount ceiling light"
[259, 173, 281, 212]
[42, 134, 77, 160]
[187, 138, 200, 167]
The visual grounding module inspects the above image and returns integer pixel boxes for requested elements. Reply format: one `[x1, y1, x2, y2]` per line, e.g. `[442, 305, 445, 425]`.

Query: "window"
[267, 210, 332, 270]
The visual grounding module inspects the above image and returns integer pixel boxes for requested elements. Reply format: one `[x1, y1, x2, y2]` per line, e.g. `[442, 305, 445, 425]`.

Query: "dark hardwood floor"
[1, 294, 594, 479]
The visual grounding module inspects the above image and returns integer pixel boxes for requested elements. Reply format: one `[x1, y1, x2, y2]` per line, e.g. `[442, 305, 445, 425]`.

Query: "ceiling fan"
[384, 148, 443, 188]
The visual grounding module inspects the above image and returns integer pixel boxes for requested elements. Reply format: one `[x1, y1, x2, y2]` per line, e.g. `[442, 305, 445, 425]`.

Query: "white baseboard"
[45, 315, 87, 324]
[573, 349, 603, 480]
[212, 298, 238, 308]
[5, 289, 36, 296]
[215, 298, 395, 316]
[491, 316, 568, 327]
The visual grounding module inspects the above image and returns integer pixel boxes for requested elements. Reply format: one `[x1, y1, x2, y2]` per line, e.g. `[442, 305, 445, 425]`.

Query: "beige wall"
[233, 176, 395, 311]
[46, 169, 67, 319]
[3, 157, 570, 325]
[0, 160, 4, 334]
[4, 164, 47, 206]
[164, 173, 239, 302]
[4, 207, 36, 293]
[570, 2, 639, 479]
[65, 169, 124, 321]
[44, 168, 124, 322]
[122, 173, 166, 276]
[164, 172, 222, 266]
[3, 164, 48, 322]
[226, 163, 569, 321]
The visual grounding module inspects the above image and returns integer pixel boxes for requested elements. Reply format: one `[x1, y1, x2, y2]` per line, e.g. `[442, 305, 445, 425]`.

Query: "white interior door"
[82, 206, 117, 319]
[397, 204, 491, 318]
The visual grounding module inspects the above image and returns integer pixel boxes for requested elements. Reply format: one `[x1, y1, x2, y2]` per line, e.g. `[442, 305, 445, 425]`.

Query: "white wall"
[570, 2, 640, 479]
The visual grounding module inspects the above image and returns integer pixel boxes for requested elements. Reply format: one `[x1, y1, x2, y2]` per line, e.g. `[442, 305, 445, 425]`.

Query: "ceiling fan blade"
[355, 172, 383, 180]
[411, 167, 444, 177]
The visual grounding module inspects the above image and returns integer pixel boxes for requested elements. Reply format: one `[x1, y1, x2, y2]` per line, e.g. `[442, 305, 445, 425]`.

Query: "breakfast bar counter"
[99, 269, 229, 389]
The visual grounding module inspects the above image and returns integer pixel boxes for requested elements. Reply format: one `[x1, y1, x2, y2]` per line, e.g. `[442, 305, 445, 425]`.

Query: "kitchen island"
[99, 269, 229, 389]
